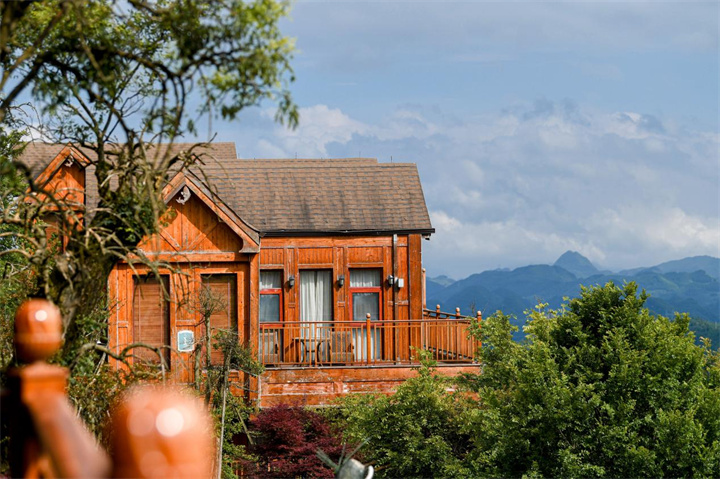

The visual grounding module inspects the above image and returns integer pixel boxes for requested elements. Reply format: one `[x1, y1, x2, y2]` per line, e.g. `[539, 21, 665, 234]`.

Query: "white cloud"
[265, 104, 369, 157]
[228, 98, 718, 278]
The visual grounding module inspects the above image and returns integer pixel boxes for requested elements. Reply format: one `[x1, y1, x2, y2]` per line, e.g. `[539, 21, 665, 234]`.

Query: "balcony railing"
[258, 313, 479, 368]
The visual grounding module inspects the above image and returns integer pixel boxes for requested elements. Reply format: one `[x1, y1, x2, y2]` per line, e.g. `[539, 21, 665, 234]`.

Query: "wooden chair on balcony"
[326, 330, 355, 364]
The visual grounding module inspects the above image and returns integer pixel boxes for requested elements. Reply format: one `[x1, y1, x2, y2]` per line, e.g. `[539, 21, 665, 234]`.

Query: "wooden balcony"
[258, 310, 479, 369]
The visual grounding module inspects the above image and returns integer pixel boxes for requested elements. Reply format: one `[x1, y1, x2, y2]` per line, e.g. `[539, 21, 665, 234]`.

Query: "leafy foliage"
[464, 282, 720, 478]
[245, 405, 345, 479]
[333, 352, 473, 478]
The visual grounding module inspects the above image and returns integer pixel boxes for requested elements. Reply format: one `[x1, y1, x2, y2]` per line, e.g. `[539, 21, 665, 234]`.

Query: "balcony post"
[365, 313, 371, 364]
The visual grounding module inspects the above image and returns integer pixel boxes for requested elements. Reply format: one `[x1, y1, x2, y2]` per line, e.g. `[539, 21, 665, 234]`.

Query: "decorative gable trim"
[33, 145, 91, 187]
[163, 172, 260, 253]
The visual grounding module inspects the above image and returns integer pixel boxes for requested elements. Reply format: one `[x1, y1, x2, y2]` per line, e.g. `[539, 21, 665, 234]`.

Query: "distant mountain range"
[427, 252, 720, 343]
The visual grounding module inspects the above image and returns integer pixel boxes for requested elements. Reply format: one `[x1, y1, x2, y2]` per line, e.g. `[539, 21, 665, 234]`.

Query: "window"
[350, 269, 382, 360]
[133, 275, 170, 367]
[260, 271, 282, 323]
[201, 274, 238, 365]
[300, 270, 332, 322]
[350, 269, 382, 321]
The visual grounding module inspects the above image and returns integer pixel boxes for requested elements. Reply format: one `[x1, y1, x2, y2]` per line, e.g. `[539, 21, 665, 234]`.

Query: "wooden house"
[18, 142, 479, 406]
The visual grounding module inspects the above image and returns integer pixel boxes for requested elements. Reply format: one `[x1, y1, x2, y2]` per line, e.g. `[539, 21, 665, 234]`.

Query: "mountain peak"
[553, 251, 599, 278]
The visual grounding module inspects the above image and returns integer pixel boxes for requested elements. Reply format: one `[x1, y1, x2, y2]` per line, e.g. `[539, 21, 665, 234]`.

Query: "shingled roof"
[191, 158, 434, 235]
[16, 142, 238, 212]
[16, 142, 434, 236]
[17, 142, 237, 174]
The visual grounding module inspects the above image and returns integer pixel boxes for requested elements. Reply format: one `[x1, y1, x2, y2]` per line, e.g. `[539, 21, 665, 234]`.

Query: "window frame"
[349, 268, 383, 322]
[259, 270, 283, 324]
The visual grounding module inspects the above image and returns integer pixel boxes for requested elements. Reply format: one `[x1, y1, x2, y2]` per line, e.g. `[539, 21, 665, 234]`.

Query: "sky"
[209, 1, 719, 279]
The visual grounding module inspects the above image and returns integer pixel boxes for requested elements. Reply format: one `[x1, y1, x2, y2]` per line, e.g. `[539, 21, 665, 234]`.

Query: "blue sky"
[210, 1, 719, 278]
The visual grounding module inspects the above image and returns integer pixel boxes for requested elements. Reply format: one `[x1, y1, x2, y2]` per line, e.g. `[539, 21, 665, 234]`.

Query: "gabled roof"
[163, 173, 260, 252]
[17, 142, 237, 212]
[17, 142, 435, 236]
[17, 142, 237, 177]
[191, 158, 434, 235]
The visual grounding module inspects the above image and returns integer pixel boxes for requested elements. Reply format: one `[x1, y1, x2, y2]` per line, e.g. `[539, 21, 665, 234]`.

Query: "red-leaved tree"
[245, 404, 345, 478]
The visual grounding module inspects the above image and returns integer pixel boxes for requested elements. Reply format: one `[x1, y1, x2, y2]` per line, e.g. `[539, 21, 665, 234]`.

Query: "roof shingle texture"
[16, 143, 434, 235]
[195, 159, 433, 234]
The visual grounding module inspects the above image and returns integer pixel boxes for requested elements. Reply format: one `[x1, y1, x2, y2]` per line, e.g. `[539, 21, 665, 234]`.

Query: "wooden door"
[132, 275, 171, 367]
[201, 274, 238, 365]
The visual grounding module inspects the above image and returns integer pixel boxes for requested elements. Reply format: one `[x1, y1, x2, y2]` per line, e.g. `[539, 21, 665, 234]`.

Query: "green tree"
[465, 282, 720, 478]
[334, 351, 474, 478]
[0, 0, 297, 371]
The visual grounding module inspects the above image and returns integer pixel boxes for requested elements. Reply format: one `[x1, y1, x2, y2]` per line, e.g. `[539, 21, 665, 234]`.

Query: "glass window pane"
[260, 294, 280, 323]
[350, 269, 381, 288]
[260, 271, 282, 290]
[353, 292, 379, 321]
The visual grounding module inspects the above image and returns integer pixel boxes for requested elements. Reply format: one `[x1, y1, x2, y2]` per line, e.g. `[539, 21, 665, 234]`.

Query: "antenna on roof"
[391, 155, 393, 163]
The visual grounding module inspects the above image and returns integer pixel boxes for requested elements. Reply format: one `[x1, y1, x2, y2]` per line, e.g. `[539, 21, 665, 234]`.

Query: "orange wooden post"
[422, 268, 426, 310]
[476, 310, 483, 356]
[454, 308, 461, 359]
[365, 313, 372, 365]
[8, 299, 112, 479]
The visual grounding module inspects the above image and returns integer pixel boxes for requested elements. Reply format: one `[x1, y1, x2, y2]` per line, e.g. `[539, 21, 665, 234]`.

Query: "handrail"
[258, 316, 479, 367]
[6, 299, 214, 479]
[423, 305, 483, 321]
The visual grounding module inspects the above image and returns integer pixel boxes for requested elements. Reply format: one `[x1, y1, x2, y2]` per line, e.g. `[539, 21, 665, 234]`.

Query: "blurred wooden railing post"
[6, 298, 214, 479]
[8, 298, 112, 478]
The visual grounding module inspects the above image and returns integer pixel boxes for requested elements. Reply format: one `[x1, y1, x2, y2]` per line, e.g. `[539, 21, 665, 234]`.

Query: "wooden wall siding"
[258, 235, 425, 366]
[258, 364, 480, 407]
[40, 161, 85, 208]
[348, 246, 383, 264]
[259, 247, 284, 266]
[139, 195, 243, 254]
[109, 231, 427, 401]
[108, 262, 250, 384]
[297, 247, 333, 266]
[260, 236, 414, 326]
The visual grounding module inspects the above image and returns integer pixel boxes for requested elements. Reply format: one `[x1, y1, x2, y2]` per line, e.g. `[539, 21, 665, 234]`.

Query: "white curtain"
[353, 328, 382, 361]
[260, 271, 282, 290]
[300, 270, 332, 322]
[299, 271, 332, 362]
[350, 269, 381, 288]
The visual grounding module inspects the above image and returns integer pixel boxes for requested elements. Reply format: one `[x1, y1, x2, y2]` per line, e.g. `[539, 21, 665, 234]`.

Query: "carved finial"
[110, 386, 214, 479]
[175, 186, 191, 205]
[14, 299, 62, 363]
